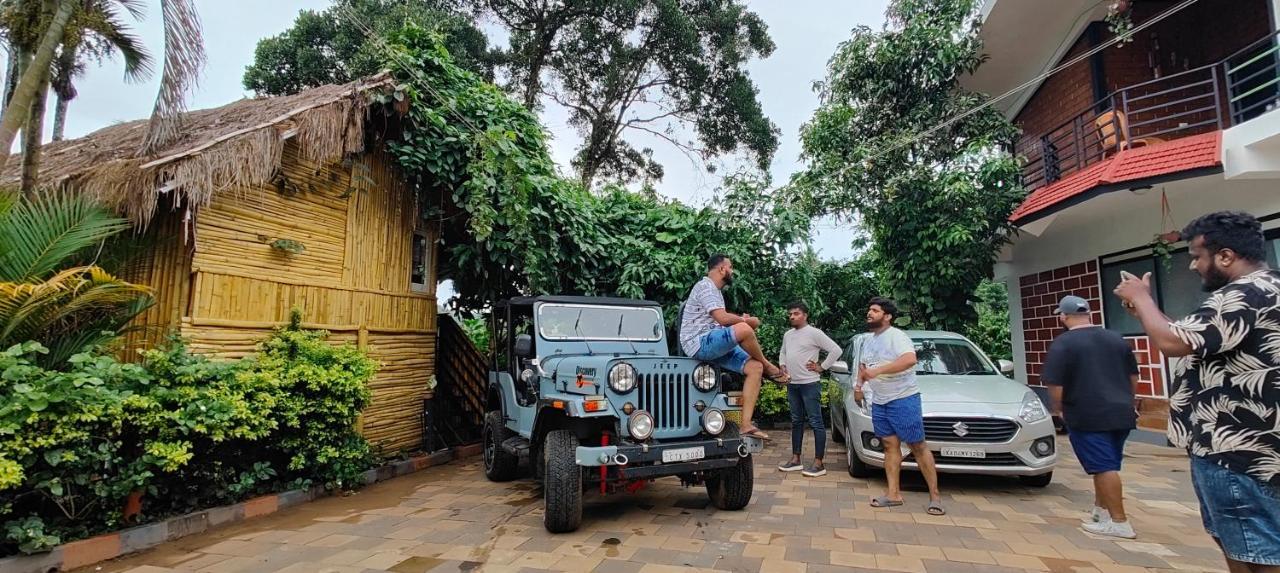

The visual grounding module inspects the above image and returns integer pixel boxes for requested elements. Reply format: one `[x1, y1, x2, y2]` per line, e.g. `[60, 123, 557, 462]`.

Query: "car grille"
[637, 373, 691, 431]
[905, 452, 1023, 467]
[922, 417, 1018, 443]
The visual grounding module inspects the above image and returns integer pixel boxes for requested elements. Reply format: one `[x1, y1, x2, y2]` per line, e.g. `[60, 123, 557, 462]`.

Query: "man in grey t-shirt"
[679, 254, 788, 440]
[777, 302, 842, 477]
[857, 297, 943, 515]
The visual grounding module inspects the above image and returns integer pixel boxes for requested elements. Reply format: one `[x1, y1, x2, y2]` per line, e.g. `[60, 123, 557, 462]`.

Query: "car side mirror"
[998, 359, 1015, 375]
[830, 360, 850, 375]
[514, 334, 533, 358]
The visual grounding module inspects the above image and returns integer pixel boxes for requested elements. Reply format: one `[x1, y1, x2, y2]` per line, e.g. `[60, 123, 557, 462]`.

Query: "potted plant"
[1107, 0, 1135, 45]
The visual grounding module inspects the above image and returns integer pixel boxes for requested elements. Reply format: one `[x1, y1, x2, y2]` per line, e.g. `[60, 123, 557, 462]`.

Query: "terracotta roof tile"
[1010, 131, 1222, 223]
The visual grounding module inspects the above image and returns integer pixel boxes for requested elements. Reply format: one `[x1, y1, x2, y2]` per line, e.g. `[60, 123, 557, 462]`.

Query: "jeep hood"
[916, 375, 1030, 405]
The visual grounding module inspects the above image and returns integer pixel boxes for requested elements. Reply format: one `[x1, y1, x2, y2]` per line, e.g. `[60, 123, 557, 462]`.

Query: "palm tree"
[50, 0, 154, 141]
[0, 190, 152, 366]
[0, 0, 204, 180]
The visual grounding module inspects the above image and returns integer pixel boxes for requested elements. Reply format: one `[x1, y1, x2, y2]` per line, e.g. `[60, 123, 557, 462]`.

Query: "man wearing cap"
[1041, 295, 1140, 539]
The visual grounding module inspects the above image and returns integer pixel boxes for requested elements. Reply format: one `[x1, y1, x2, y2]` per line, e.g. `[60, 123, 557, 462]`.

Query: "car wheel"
[542, 429, 583, 533]
[846, 424, 873, 478]
[483, 412, 520, 482]
[829, 411, 845, 444]
[1019, 472, 1053, 488]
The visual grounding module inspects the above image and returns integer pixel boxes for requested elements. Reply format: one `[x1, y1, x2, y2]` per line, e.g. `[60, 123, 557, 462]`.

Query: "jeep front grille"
[637, 373, 691, 433]
[922, 417, 1019, 443]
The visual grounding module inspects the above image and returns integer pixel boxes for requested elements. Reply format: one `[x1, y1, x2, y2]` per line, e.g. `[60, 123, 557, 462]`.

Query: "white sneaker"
[1081, 519, 1136, 539]
[1082, 505, 1109, 525]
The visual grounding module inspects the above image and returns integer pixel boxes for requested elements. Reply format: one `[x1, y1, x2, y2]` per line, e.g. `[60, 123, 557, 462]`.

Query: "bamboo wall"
[175, 143, 438, 452]
[119, 207, 193, 358]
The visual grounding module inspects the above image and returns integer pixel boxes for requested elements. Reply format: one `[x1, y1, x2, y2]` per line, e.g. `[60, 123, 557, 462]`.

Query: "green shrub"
[754, 378, 841, 423]
[0, 315, 378, 556]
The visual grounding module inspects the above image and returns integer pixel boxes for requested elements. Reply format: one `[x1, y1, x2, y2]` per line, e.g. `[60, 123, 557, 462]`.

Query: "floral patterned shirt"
[1167, 269, 1280, 486]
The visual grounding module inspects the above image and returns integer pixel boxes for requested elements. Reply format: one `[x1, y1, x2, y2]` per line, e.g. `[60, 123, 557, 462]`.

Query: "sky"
[55, 0, 892, 299]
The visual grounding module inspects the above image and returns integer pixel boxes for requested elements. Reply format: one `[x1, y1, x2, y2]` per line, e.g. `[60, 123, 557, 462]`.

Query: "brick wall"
[1017, 261, 1170, 402]
[1014, 35, 1097, 159]
[1018, 261, 1102, 386]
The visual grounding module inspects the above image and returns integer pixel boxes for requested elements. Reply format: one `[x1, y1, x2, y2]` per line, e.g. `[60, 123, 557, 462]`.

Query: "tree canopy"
[242, 0, 494, 96]
[795, 0, 1024, 331]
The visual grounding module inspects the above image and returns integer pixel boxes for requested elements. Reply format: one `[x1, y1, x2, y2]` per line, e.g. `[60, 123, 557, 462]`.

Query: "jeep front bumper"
[575, 435, 764, 475]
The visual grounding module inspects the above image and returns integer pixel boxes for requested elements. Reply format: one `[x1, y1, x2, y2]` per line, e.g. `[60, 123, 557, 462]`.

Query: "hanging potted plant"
[1149, 190, 1180, 270]
[1107, 0, 1135, 46]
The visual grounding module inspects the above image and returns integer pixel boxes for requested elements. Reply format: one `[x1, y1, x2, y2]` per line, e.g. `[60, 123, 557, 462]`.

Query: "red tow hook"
[600, 433, 609, 494]
[624, 479, 647, 494]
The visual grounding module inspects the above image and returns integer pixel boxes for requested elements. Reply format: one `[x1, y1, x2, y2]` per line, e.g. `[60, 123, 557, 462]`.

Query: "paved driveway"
[88, 436, 1226, 573]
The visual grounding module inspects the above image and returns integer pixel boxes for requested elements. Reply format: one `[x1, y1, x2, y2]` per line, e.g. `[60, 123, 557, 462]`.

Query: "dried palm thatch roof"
[2, 74, 396, 225]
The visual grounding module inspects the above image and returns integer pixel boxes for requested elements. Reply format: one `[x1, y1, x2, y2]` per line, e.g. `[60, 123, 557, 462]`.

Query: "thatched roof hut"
[2, 74, 396, 225]
[5, 75, 452, 452]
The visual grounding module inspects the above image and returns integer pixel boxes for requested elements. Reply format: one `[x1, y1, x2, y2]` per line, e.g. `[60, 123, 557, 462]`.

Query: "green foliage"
[753, 378, 841, 422]
[966, 279, 1012, 362]
[269, 238, 306, 254]
[0, 191, 153, 367]
[0, 320, 377, 556]
[461, 317, 490, 353]
[796, 0, 1025, 332]
[243, 0, 494, 96]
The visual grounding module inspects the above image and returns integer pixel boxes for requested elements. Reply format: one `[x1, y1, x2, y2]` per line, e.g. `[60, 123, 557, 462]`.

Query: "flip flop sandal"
[870, 496, 904, 508]
[926, 501, 946, 516]
[741, 426, 772, 441]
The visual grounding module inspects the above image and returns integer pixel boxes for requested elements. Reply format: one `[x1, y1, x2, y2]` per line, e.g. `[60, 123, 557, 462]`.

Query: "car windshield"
[537, 303, 663, 341]
[912, 338, 996, 376]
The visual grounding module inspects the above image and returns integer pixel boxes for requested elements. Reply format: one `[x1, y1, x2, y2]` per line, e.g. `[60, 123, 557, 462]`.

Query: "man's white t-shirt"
[861, 327, 918, 405]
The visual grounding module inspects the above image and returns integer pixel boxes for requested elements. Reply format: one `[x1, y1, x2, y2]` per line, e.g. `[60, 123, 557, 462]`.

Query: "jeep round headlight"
[629, 410, 654, 440]
[702, 408, 726, 435]
[609, 362, 638, 393]
[693, 363, 717, 391]
[1020, 391, 1048, 423]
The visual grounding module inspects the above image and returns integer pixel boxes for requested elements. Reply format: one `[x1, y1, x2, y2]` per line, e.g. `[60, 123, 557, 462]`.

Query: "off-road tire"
[483, 412, 520, 482]
[542, 429, 583, 533]
[847, 424, 874, 478]
[706, 452, 754, 510]
[1019, 472, 1053, 488]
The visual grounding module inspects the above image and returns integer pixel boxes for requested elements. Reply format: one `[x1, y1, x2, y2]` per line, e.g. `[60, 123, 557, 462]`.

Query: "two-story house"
[963, 0, 1280, 430]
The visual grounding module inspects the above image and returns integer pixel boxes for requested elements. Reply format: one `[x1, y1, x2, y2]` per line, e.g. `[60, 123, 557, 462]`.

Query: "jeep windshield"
[537, 303, 664, 341]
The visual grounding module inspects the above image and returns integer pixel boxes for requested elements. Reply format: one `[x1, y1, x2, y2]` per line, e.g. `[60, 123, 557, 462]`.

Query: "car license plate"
[662, 446, 706, 463]
[940, 447, 986, 459]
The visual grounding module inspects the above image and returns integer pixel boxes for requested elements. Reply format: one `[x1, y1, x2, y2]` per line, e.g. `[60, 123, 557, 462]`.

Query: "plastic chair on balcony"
[1095, 110, 1164, 157]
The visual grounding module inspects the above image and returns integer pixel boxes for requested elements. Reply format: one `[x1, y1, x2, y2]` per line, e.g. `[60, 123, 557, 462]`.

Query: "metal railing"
[1020, 30, 1280, 190]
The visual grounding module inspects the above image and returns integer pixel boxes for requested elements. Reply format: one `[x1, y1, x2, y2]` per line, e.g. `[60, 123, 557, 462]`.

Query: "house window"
[1100, 227, 1280, 332]
[410, 229, 431, 293]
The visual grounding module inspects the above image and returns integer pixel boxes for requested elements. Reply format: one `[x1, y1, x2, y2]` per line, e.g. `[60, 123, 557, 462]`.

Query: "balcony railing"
[1020, 30, 1280, 190]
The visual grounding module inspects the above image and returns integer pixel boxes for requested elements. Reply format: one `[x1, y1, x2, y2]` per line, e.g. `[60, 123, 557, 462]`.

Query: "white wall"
[996, 173, 1280, 383]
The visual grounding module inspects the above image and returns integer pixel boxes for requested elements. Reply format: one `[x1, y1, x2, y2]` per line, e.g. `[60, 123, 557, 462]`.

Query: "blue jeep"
[482, 295, 763, 533]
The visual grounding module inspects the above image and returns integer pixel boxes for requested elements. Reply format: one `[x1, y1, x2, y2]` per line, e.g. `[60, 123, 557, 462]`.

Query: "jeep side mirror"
[998, 359, 1015, 375]
[830, 360, 850, 375]
[514, 334, 533, 358]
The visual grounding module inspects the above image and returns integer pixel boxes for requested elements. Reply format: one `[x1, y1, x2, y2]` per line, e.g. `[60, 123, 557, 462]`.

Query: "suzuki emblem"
[952, 422, 970, 437]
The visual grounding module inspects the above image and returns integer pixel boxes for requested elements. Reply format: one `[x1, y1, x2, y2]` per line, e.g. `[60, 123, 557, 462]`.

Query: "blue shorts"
[871, 393, 925, 444]
[1190, 455, 1280, 566]
[692, 327, 749, 373]
[1067, 429, 1129, 474]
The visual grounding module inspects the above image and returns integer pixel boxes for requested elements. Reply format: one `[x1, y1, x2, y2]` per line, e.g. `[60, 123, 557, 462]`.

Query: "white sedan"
[829, 330, 1058, 487]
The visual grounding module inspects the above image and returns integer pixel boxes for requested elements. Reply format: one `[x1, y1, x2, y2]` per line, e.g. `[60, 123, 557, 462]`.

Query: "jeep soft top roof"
[495, 295, 661, 308]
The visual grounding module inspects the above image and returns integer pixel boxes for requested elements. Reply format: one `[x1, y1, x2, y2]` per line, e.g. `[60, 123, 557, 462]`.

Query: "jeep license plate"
[662, 446, 706, 463]
[940, 447, 986, 459]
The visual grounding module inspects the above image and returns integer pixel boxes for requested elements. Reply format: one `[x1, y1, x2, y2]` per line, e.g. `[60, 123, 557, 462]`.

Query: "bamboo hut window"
[411, 229, 432, 293]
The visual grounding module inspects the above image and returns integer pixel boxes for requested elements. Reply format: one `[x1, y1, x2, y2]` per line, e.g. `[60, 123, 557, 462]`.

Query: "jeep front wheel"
[483, 412, 520, 482]
[706, 453, 754, 510]
[542, 429, 583, 533]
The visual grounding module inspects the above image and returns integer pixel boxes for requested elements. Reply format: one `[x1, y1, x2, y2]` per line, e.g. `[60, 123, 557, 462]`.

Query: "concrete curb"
[0, 443, 483, 573]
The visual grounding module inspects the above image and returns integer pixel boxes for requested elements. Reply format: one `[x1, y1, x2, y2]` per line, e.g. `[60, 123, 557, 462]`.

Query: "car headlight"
[628, 410, 654, 440]
[702, 408, 726, 435]
[693, 363, 717, 391]
[1020, 391, 1048, 423]
[609, 362, 638, 393]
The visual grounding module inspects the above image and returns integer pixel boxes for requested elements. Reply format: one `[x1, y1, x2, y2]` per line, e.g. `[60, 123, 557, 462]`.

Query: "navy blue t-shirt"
[1041, 326, 1139, 432]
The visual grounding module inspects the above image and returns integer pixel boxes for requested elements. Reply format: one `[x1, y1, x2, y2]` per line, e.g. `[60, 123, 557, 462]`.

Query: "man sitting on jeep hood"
[680, 254, 789, 440]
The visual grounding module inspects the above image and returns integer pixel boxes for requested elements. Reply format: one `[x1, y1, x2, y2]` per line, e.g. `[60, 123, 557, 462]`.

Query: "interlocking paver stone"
[79, 436, 1227, 573]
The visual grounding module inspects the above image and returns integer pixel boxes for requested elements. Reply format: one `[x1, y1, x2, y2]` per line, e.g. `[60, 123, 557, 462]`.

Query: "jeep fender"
[532, 407, 617, 446]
